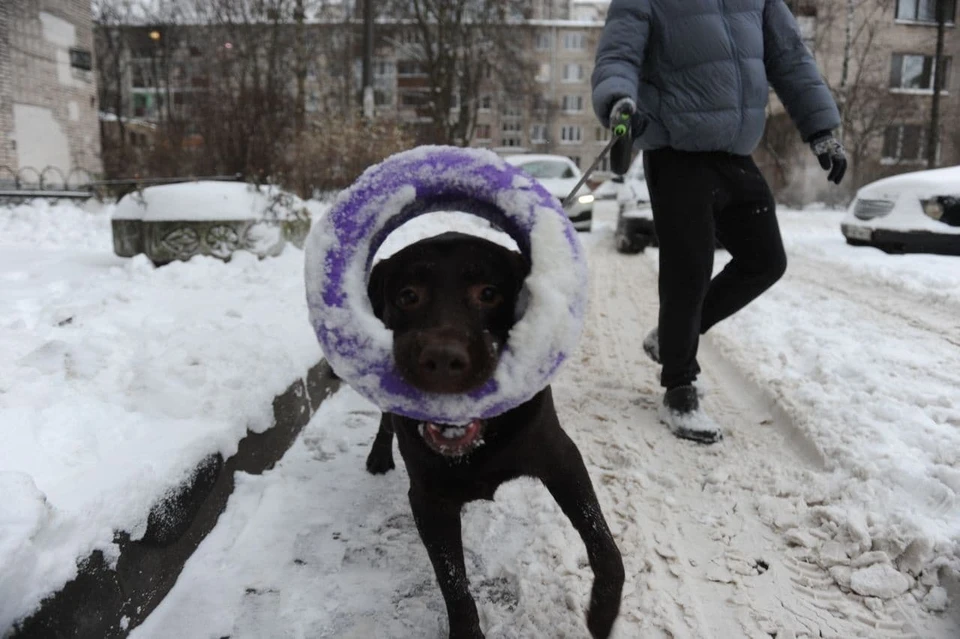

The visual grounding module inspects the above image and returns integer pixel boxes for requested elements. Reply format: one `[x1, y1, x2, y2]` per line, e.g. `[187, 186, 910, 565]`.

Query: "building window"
[531, 124, 549, 143]
[562, 63, 584, 82]
[536, 32, 553, 50]
[399, 90, 429, 108]
[502, 102, 523, 118]
[595, 126, 611, 142]
[502, 121, 522, 133]
[536, 63, 552, 83]
[475, 124, 491, 140]
[398, 29, 420, 45]
[561, 95, 584, 112]
[563, 32, 586, 50]
[131, 63, 156, 88]
[882, 124, 928, 163]
[397, 60, 427, 77]
[69, 48, 92, 71]
[479, 95, 492, 111]
[501, 137, 522, 147]
[896, 0, 956, 23]
[890, 53, 951, 91]
[560, 126, 582, 143]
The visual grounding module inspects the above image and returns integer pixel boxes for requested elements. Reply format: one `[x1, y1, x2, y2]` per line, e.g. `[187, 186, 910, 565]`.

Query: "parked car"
[503, 154, 594, 231]
[841, 165, 960, 255]
[613, 153, 655, 253]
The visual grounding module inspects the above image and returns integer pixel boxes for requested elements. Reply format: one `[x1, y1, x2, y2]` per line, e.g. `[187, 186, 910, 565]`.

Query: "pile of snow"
[0, 198, 323, 630]
[113, 181, 320, 222]
[0, 199, 113, 250]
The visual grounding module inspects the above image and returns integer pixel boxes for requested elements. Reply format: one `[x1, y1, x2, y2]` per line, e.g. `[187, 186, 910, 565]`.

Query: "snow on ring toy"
[304, 145, 588, 424]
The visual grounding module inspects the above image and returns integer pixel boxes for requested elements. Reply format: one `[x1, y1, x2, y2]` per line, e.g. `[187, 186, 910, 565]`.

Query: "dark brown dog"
[364, 232, 624, 638]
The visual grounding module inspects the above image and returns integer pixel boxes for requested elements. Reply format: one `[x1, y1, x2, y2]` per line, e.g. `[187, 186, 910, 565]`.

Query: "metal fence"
[0, 165, 243, 201]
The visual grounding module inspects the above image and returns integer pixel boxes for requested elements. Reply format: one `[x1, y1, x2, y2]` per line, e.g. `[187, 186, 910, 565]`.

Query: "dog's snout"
[419, 341, 470, 377]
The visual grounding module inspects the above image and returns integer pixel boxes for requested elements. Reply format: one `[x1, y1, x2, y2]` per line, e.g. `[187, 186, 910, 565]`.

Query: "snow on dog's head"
[304, 145, 588, 424]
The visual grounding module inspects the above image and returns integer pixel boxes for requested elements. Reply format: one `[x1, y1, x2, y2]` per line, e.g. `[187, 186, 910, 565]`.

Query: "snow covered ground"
[0, 199, 323, 630]
[2, 199, 958, 637]
[134, 204, 958, 638]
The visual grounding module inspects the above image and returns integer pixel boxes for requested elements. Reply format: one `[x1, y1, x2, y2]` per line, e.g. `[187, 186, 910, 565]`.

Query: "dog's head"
[368, 232, 528, 455]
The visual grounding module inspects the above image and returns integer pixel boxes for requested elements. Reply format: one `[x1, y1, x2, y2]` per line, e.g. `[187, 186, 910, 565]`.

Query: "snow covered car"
[613, 153, 655, 253]
[841, 165, 960, 256]
[503, 154, 594, 231]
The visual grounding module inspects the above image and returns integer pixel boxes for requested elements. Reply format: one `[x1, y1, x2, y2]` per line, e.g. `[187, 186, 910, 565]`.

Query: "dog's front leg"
[408, 487, 482, 639]
[543, 431, 625, 639]
[365, 414, 395, 474]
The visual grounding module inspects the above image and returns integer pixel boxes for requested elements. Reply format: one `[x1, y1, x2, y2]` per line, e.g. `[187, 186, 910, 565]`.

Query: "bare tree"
[93, 0, 133, 174]
[381, 0, 537, 145]
[812, 0, 901, 188]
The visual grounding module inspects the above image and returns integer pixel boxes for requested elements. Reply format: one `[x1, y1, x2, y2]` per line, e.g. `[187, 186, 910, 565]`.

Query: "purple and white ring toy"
[304, 145, 588, 424]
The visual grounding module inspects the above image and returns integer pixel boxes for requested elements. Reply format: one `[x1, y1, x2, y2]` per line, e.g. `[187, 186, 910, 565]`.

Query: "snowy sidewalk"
[129, 207, 958, 638]
[0, 200, 322, 630]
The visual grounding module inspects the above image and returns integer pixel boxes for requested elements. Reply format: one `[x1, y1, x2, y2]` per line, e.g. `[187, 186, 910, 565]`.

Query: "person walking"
[592, 0, 847, 444]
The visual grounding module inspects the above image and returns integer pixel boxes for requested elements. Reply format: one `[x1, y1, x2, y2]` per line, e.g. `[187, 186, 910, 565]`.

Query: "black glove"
[808, 130, 847, 185]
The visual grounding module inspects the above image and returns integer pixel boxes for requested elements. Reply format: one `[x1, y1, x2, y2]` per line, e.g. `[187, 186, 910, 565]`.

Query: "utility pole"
[926, 0, 948, 168]
[361, 0, 374, 119]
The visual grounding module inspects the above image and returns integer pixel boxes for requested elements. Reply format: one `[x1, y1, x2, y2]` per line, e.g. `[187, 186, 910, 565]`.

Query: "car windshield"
[517, 160, 576, 179]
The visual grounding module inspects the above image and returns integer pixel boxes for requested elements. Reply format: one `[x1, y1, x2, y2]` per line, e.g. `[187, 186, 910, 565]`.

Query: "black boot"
[659, 385, 722, 444]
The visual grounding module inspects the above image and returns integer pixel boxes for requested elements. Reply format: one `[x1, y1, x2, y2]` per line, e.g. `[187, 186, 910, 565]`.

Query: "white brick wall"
[0, 0, 102, 179]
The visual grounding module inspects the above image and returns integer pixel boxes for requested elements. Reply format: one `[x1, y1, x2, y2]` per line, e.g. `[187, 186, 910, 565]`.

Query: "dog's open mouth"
[418, 420, 486, 457]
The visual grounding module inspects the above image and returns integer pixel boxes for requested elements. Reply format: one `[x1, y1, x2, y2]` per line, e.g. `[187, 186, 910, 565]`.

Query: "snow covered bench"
[111, 181, 319, 266]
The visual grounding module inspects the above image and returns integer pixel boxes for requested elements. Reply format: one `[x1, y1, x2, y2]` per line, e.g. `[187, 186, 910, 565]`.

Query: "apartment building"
[470, 23, 605, 170]
[765, 0, 958, 200]
[0, 0, 101, 178]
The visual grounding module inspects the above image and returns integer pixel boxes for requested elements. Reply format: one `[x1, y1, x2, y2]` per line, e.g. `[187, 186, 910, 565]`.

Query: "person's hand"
[608, 97, 636, 133]
[808, 130, 847, 185]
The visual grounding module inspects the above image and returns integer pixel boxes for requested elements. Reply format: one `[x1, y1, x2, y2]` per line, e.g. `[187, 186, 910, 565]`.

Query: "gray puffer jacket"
[592, 0, 840, 155]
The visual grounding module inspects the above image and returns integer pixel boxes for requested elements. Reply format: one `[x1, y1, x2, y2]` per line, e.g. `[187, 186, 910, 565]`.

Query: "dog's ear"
[367, 260, 387, 321]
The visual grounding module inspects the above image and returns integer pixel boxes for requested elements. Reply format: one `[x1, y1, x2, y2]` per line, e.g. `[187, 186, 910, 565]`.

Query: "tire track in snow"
[787, 254, 960, 348]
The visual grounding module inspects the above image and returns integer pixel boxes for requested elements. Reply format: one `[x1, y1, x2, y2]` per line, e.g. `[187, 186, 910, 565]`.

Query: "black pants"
[643, 148, 787, 389]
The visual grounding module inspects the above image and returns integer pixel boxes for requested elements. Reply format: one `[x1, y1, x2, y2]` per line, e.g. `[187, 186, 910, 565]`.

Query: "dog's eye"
[397, 287, 422, 309]
[470, 285, 503, 307]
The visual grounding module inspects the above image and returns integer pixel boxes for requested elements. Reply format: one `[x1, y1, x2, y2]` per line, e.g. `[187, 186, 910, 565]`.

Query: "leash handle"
[561, 117, 633, 209]
[610, 112, 634, 176]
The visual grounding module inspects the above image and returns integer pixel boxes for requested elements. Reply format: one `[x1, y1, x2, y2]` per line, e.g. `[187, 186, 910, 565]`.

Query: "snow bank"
[677, 208, 960, 602]
[0, 199, 321, 629]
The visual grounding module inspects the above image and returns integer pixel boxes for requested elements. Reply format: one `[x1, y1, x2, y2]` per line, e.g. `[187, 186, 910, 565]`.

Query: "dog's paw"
[586, 594, 620, 639]
[448, 626, 484, 639]
[365, 451, 395, 475]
